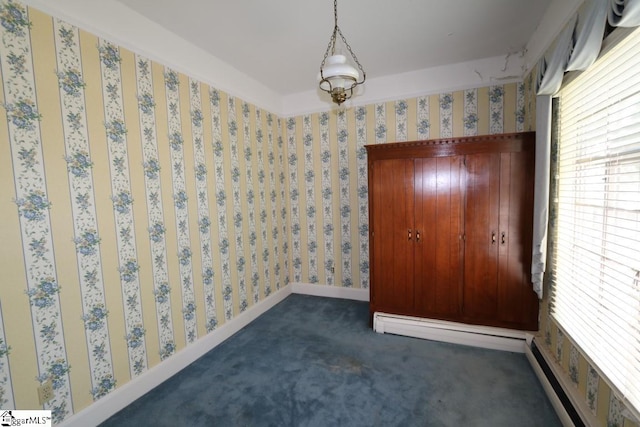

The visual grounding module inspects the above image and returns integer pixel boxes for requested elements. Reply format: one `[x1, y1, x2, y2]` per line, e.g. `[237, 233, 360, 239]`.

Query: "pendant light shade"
[319, 0, 366, 105]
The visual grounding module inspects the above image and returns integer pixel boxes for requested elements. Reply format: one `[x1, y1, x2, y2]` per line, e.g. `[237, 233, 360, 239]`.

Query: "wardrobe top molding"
[365, 132, 535, 160]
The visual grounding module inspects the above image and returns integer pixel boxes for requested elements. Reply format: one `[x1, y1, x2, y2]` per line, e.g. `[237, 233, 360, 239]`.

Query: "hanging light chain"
[335, 27, 365, 79]
[320, 27, 338, 70]
[318, 0, 366, 105]
[319, 0, 365, 80]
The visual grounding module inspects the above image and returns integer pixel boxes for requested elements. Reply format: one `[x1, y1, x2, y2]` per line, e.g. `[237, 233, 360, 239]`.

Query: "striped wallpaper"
[0, 1, 288, 421]
[284, 88, 530, 292]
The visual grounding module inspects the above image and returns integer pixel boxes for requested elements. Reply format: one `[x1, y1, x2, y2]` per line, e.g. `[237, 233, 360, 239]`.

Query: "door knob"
[408, 229, 412, 241]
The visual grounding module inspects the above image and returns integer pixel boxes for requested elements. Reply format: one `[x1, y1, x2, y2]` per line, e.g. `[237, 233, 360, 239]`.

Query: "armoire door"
[496, 150, 537, 328]
[463, 149, 538, 329]
[370, 158, 415, 313]
[463, 152, 501, 321]
[413, 156, 463, 317]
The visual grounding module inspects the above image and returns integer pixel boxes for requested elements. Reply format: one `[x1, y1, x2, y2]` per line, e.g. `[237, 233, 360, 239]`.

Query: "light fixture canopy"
[319, 0, 366, 106]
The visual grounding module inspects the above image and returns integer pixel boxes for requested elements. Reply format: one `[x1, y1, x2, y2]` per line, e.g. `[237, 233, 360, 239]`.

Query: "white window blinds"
[553, 26, 640, 418]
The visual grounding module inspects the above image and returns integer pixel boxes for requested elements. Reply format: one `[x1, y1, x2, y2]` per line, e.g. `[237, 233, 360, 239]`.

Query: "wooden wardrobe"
[365, 132, 539, 331]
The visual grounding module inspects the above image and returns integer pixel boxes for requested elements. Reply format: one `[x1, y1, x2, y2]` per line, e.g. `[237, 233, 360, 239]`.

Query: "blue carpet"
[101, 294, 561, 426]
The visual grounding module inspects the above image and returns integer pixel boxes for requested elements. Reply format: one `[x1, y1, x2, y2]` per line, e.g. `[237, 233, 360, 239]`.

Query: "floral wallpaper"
[540, 296, 638, 427]
[284, 88, 529, 290]
[55, 19, 115, 401]
[0, 0, 288, 422]
[2, 1, 635, 426]
[1, 1, 72, 421]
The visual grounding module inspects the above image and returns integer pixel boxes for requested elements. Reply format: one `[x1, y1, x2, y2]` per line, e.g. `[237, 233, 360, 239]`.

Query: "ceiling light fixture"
[318, 0, 366, 106]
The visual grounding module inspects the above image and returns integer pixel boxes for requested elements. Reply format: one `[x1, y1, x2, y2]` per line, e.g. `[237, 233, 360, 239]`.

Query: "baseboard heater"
[373, 312, 595, 426]
[524, 336, 597, 427]
[372, 312, 529, 353]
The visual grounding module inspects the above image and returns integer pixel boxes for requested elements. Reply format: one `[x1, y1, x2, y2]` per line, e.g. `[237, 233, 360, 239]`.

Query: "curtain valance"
[531, 0, 640, 298]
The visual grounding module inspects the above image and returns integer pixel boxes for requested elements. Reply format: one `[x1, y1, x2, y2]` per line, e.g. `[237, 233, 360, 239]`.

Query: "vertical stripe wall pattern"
[286, 85, 526, 289]
[354, 106, 369, 289]
[163, 68, 197, 345]
[189, 78, 218, 333]
[302, 115, 318, 283]
[134, 56, 176, 360]
[539, 294, 637, 427]
[98, 38, 148, 380]
[0, 2, 72, 422]
[209, 89, 234, 322]
[227, 98, 248, 313]
[0, 0, 289, 420]
[54, 20, 115, 401]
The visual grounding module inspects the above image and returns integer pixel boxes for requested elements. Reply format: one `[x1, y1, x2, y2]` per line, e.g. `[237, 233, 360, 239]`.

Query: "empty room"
[0, 0, 639, 426]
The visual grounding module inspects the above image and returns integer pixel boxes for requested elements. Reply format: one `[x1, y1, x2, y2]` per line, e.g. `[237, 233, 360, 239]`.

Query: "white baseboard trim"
[58, 284, 292, 427]
[524, 336, 575, 427]
[525, 335, 599, 427]
[290, 282, 370, 301]
[373, 311, 529, 353]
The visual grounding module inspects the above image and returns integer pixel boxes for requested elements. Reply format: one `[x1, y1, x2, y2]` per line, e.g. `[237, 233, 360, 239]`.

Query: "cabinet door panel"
[414, 157, 463, 317]
[370, 159, 415, 312]
[463, 153, 501, 319]
[497, 151, 538, 326]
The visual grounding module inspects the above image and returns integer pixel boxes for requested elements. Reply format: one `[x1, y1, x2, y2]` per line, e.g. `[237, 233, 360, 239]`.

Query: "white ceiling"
[25, 0, 581, 114]
[113, 0, 552, 96]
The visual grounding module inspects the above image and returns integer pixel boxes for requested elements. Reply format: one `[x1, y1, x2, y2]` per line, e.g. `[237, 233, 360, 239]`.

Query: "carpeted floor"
[101, 294, 561, 426]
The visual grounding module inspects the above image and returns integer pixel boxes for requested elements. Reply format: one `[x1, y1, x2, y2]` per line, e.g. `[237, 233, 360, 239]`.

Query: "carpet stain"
[327, 356, 365, 375]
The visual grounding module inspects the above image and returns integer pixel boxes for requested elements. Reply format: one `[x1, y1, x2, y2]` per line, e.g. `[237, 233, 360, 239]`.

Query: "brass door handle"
[501, 232, 506, 245]
[416, 230, 420, 242]
[408, 229, 412, 241]
[492, 232, 496, 244]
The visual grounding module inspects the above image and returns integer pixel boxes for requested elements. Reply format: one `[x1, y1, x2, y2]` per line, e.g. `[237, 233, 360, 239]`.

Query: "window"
[552, 26, 640, 417]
